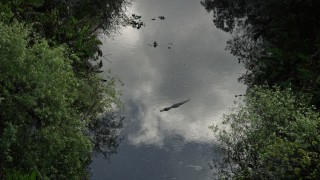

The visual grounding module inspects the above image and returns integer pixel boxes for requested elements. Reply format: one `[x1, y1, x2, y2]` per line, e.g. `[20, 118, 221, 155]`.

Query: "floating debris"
[158, 16, 165, 20]
[128, 21, 144, 29]
[235, 94, 245, 97]
[132, 14, 142, 19]
[151, 17, 156, 20]
[126, 14, 144, 29]
[148, 41, 174, 49]
[153, 41, 158, 47]
[148, 41, 159, 48]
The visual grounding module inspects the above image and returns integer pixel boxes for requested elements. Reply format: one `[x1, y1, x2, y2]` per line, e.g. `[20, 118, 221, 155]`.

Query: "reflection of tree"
[201, 0, 246, 32]
[89, 112, 124, 159]
[202, 0, 320, 106]
[3, 0, 129, 74]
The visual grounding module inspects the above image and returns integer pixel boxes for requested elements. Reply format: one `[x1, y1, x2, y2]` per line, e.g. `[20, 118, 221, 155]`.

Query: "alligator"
[160, 99, 190, 112]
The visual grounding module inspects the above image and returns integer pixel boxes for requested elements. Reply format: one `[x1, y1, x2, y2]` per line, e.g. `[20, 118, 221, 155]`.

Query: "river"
[90, 0, 245, 179]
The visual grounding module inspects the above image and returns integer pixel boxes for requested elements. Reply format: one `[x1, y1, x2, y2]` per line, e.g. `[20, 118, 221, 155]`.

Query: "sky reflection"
[91, 0, 245, 179]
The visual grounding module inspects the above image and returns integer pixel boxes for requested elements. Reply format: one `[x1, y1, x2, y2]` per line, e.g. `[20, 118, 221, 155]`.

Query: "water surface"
[91, 0, 245, 179]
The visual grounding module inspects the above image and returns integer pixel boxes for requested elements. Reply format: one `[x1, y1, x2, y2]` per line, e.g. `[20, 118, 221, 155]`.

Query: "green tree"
[1, 0, 125, 153]
[211, 86, 320, 179]
[0, 0, 126, 178]
[0, 22, 94, 179]
[202, 0, 320, 107]
[1, 0, 129, 73]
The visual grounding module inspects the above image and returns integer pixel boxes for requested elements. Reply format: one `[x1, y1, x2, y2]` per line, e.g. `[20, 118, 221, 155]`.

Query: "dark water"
[90, 0, 245, 179]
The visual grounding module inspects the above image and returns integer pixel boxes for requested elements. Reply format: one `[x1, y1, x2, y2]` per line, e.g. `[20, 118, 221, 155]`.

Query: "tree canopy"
[202, 0, 320, 178]
[0, 22, 92, 178]
[0, 0, 127, 178]
[1, 0, 128, 73]
[202, 0, 320, 106]
[211, 87, 320, 179]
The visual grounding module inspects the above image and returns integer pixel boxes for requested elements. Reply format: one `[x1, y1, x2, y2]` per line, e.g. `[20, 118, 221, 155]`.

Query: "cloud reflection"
[101, 0, 245, 148]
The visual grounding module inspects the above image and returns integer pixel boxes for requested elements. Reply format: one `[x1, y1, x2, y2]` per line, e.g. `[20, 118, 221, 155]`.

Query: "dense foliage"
[202, 0, 320, 178]
[0, 22, 92, 178]
[0, 0, 127, 178]
[202, 0, 320, 106]
[211, 87, 320, 179]
[1, 0, 128, 71]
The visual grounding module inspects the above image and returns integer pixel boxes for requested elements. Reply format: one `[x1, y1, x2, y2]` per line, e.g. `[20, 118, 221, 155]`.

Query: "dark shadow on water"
[89, 112, 125, 159]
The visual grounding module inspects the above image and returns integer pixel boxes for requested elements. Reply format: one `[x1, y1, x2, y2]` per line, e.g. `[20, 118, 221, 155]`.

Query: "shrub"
[211, 86, 320, 179]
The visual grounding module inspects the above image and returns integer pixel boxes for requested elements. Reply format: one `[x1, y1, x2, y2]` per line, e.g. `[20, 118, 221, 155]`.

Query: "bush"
[0, 22, 92, 178]
[211, 86, 320, 179]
